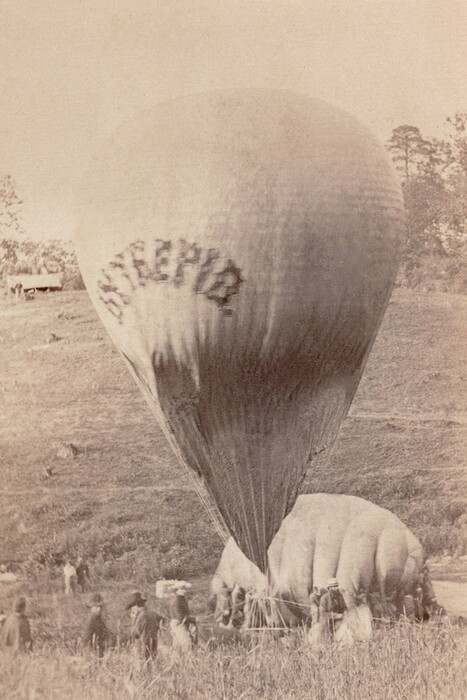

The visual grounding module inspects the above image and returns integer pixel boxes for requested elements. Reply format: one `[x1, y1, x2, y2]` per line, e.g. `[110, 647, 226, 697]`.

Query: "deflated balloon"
[74, 90, 404, 571]
[211, 493, 424, 625]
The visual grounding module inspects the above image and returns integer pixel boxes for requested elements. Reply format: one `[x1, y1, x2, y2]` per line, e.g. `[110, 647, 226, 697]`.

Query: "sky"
[1, 0, 467, 240]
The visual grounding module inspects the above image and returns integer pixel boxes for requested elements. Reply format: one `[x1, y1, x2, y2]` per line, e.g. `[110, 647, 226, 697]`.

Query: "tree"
[0, 175, 24, 237]
[388, 126, 446, 258]
[387, 117, 467, 292]
[402, 178, 447, 259]
[386, 125, 441, 183]
[442, 113, 467, 179]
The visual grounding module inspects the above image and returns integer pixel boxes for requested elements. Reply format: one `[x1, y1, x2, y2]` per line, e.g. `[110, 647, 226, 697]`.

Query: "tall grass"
[1, 623, 465, 700]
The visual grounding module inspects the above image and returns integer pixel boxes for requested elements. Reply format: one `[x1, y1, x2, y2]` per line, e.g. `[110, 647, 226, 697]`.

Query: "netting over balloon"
[75, 89, 405, 572]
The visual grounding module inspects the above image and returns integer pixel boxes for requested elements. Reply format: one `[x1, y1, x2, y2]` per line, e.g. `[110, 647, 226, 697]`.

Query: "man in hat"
[1, 597, 33, 652]
[83, 593, 108, 658]
[319, 578, 347, 638]
[126, 592, 163, 661]
[168, 587, 198, 652]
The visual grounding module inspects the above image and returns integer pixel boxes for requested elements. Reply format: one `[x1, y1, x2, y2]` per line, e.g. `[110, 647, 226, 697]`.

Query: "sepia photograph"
[1, 1, 466, 698]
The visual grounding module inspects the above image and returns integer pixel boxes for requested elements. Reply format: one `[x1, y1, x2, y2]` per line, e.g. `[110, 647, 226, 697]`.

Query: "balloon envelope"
[74, 90, 404, 572]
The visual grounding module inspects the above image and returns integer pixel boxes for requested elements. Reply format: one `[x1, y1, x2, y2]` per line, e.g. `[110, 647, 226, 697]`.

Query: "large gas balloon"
[74, 90, 404, 572]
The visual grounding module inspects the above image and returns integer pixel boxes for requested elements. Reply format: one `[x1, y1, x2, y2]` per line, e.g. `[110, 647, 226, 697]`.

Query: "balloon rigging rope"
[162, 424, 229, 544]
[123, 350, 230, 545]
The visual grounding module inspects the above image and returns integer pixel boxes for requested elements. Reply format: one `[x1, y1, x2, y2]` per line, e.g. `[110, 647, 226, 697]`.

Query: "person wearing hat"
[168, 588, 198, 652]
[126, 592, 162, 661]
[1, 597, 33, 652]
[318, 578, 347, 638]
[83, 593, 108, 658]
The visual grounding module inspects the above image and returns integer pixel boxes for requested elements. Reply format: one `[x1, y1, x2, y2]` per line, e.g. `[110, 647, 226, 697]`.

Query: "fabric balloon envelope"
[74, 89, 405, 572]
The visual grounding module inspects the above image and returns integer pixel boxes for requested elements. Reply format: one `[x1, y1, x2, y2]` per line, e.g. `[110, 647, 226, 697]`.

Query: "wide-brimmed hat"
[125, 591, 147, 610]
[327, 577, 339, 589]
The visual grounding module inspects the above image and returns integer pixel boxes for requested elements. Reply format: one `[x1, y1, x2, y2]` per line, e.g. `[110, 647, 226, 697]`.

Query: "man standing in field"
[1, 597, 33, 652]
[76, 557, 91, 593]
[63, 559, 77, 596]
[319, 578, 347, 638]
[83, 593, 108, 658]
[126, 591, 163, 661]
[168, 588, 198, 652]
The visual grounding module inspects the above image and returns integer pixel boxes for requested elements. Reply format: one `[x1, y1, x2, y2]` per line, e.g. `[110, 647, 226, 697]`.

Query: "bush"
[1, 237, 85, 290]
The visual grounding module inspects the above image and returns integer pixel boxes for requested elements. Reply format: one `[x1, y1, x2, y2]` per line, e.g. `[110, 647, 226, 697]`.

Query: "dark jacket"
[131, 608, 162, 660]
[83, 612, 108, 657]
[76, 562, 90, 588]
[319, 590, 347, 616]
[2, 612, 33, 652]
[169, 594, 190, 623]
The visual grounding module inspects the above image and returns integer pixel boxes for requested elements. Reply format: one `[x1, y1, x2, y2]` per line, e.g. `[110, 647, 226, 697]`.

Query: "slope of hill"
[0, 288, 466, 579]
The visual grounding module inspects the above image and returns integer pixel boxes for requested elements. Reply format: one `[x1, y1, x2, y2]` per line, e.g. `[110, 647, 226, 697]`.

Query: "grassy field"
[1, 622, 466, 700]
[1, 287, 466, 698]
[1, 288, 466, 571]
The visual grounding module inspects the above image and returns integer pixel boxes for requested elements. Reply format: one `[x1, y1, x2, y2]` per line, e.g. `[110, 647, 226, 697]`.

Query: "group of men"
[83, 589, 183, 659]
[63, 557, 91, 596]
[1, 587, 197, 659]
[310, 568, 442, 631]
[217, 574, 435, 635]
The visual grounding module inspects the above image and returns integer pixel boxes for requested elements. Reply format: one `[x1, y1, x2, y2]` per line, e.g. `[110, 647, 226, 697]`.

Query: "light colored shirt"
[63, 564, 76, 579]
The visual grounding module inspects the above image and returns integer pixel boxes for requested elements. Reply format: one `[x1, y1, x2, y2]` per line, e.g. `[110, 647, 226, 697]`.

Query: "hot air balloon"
[74, 89, 405, 573]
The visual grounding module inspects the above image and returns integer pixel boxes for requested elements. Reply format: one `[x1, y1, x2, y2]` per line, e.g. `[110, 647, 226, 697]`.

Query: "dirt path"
[432, 580, 467, 616]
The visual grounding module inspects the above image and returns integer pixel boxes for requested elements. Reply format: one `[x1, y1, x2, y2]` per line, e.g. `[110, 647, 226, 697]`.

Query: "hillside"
[1, 288, 466, 580]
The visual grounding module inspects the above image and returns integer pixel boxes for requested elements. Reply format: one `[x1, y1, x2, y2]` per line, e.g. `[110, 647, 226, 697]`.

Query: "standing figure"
[1, 597, 33, 652]
[310, 586, 324, 626]
[14, 282, 23, 303]
[126, 592, 162, 661]
[83, 594, 108, 657]
[319, 578, 347, 638]
[168, 588, 197, 652]
[418, 562, 443, 621]
[230, 585, 246, 629]
[214, 583, 232, 627]
[63, 559, 77, 595]
[76, 557, 91, 593]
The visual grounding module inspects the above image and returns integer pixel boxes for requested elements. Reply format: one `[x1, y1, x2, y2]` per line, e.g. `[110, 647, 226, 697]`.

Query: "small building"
[5, 273, 63, 299]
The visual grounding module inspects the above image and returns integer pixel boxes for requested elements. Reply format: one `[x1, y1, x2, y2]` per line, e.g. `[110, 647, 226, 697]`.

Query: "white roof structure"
[6, 273, 62, 291]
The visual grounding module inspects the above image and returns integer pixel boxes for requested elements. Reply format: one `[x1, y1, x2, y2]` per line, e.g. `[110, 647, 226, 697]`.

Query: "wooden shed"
[5, 273, 63, 298]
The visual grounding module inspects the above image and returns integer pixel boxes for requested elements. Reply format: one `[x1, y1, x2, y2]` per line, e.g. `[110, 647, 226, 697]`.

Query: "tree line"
[0, 175, 84, 289]
[1, 113, 466, 293]
[387, 113, 467, 292]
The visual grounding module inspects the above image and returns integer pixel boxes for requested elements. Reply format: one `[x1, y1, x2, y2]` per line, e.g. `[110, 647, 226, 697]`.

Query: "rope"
[121, 350, 229, 545]
[161, 426, 229, 545]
